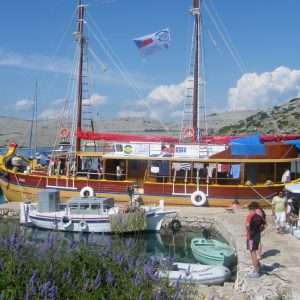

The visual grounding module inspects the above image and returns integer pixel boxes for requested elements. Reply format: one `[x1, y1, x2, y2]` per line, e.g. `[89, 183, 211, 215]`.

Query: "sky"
[1, 0, 300, 122]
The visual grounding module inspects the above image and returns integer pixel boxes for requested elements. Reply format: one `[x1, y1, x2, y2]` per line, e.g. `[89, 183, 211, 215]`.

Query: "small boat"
[20, 189, 179, 233]
[160, 262, 231, 285]
[191, 238, 236, 267]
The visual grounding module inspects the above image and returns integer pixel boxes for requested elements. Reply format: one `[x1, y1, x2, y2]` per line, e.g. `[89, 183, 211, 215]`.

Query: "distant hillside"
[0, 98, 298, 147]
[216, 98, 300, 135]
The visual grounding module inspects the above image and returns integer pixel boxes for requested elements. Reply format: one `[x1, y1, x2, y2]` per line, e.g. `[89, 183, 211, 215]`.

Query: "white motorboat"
[159, 262, 231, 285]
[20, 189, 179, 233]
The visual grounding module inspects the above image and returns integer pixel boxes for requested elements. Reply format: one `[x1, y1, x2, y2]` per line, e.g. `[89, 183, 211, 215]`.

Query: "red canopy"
[76, 130, 180, 143]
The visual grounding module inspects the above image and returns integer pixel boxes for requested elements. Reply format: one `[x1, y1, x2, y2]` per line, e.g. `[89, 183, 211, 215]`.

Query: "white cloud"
[227, 66, 300, 110]
[90, 93, 108, 106]
[14, 99, 33, 111]
[147, 79, 189, 105]
[39, 108, 62, 120]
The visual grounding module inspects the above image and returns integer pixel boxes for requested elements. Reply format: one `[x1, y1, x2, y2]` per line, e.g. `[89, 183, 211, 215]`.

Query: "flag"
[133, 28, 170, 59]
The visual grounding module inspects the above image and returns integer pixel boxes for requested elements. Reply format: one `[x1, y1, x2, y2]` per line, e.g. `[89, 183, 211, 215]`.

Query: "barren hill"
[0, 98, 298, 147]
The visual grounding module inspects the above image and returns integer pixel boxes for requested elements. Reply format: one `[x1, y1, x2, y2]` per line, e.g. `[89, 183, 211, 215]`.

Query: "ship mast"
[75, 0, 85, 152]
[191, 0, 200, 142]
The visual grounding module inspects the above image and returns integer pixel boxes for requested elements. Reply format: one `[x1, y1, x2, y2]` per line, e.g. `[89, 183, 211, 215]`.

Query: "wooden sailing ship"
[0, 0, 299, 207]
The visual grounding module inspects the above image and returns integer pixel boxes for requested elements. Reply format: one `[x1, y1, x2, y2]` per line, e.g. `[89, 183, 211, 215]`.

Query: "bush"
[0, 227, 196, 299]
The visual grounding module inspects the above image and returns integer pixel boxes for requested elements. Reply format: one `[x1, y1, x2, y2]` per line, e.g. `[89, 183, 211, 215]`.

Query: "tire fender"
[191, 191, 207, 207]
[80, 186, 94, 198]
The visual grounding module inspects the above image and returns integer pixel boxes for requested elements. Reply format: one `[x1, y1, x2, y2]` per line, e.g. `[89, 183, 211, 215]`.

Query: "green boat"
[191, 238, 236, 267]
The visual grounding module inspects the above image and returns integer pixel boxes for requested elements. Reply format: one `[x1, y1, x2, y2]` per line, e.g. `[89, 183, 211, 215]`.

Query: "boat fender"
[80, 186, 94, 198]
[59, 127, 71, 139]
[60, 215, 72, 228]
[78, 220, 88, 230]
[169, 219, 181, 232]
[191, 191, 207, 207]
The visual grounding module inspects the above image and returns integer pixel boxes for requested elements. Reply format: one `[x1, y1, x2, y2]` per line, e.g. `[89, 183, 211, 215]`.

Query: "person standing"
[281, 168, 291, 183]
[251, 202, 267, 260]
[271, 190, 287, 234]
[116, 162, 124, 180]
[246, 202, 266, 278]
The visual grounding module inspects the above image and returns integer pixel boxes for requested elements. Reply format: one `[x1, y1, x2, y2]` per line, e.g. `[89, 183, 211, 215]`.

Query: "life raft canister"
[191, 191, 207, 207]
[80, 186, 94, 198]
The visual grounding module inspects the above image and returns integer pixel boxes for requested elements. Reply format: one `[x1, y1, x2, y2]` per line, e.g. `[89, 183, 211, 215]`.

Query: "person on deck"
[116, 162, 124, 180]
[271, 190, 288, 234]
[246, 202, 266, 278]
[281, 168, 291, 183]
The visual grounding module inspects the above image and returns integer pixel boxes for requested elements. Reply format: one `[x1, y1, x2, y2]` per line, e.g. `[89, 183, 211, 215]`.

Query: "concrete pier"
[1, 202, 300, 299]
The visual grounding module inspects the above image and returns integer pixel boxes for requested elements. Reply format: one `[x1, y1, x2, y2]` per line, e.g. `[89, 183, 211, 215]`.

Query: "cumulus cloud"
[39, 108, 62, 120]
[147, 79, 189, 105]
[227, 66, 300, 110]
[88, 93, 108, 106]
[14, 99, 33, 111]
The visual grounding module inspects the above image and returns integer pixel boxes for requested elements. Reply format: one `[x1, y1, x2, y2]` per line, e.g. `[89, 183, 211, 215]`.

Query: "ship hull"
[0, 170, 281, 207]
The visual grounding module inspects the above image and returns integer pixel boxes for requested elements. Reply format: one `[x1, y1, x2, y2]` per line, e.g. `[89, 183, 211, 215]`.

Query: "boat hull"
[0, 170, 280, 207]
[160, 262, 231, 285]
[20, 203, 178, 233]
[191, 238, 236, 267]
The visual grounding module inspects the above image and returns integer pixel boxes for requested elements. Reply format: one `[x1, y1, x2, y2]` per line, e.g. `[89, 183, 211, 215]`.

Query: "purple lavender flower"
[138, 292, 144, 300]
[0, 258, 4, 271]
[134, 274, 140, 287]
[106, 271, 113, 285]
[88, 232, 94, 242]
[48, 285, 58, 299]
[65, 269, 72, 281]
[25, 291, 32, 300]
[185, 265, 191, 277]
[93, 273, 101, 288]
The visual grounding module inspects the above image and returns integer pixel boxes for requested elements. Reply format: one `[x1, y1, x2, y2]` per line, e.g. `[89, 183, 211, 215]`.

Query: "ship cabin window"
[69, 204, 78, 210]
[149, 160, 169, 183]
[80, 204, 89, 210]
[91, 204, 101, 210]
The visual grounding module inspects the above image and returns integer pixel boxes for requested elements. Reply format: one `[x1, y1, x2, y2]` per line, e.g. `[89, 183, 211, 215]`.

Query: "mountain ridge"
[0, 98, 298, 147]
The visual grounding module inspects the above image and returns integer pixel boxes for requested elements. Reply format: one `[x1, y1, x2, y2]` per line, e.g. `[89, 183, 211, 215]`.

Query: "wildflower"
[106, 271, 113, 285]
[0, 258, 4, 271]
[93, 273, 101, 288]
[134, 274, 140, 287]
[138, 292, 144, 300]
[48, 285, 58, 299]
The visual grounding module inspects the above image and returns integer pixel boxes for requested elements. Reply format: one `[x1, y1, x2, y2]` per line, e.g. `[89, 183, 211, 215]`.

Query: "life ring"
[169, 219, 181, 232]
[60, 215, 72, 228]
[59, 127, 70, 139]
[183, 127, 195, 140]
[80, 186, 94, 198]
[191, 191, 207, 207]
[78, 220, 88, 231]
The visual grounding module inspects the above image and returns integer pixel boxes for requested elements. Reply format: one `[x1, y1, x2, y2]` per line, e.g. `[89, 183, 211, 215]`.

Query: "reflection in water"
[0, 220, 223, 265]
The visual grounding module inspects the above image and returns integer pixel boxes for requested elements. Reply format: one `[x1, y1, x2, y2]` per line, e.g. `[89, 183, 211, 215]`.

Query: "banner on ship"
[133, 28, 171, 58]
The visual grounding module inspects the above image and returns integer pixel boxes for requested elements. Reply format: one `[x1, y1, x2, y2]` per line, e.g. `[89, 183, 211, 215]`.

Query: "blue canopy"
[284, 139, 300, 151]
[231, 134, 266, 156]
